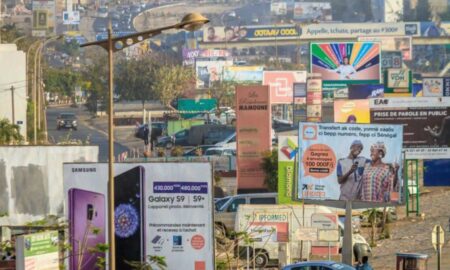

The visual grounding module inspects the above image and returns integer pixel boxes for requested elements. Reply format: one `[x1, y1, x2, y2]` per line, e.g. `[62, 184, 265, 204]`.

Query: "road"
[46, 105, 128, 161]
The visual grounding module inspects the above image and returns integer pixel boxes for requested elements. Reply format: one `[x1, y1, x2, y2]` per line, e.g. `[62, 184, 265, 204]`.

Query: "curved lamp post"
[80, 13, 208, 270]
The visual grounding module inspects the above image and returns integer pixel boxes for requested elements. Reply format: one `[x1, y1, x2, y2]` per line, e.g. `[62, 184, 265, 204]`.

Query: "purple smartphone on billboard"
[69, 188, 106, 270]
[114, 166, 145, 269]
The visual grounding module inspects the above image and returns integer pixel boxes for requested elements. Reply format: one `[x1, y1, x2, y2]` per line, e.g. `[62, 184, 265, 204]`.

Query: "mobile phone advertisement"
[63, 162, 213, 270]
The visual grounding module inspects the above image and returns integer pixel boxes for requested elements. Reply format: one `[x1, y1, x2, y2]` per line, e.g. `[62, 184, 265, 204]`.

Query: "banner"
[182, 48, 230, 66]
[423, 77, 450, 97]
[381, 51, 403, 69]
[311, 42, 381, 90]
[224, 66, 264, 84]
[358, 36, 412, 60]
[298, 122, 403, 203]
[278, 136, 301, 204]
[263, 71, 307, 104]
[306, 78, 322, 122]
[195, 58, 232, 88]
[334, 100, 370, 123]
[16, 231, 59, 270]
[64, 163, 214, 270]
[236, 85, 271, 190]
[370, 97, 450, 159]
[203, 25, 300, 42]
[348, 84, 384, 99]
[293, 2, 332, 21]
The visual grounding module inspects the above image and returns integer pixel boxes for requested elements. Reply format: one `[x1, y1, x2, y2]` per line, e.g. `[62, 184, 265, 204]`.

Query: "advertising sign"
[359, 36, 411, 60]
[293, 2, 332, 21]
[63, 163, 214, 270]
[278, 136, 300, 204]
[298, 122, 403, 203]
[384, 0, 404, 23]
[224, 66, 264, 84]
[311, 42, 381, 90]
[202, 25, 300, 42]
[236, 85, 271, 190]
[247, 212, 290, 242]
[32, 0, 55, 36]
[348, 84, 384, 99]
[195, 58, 233, 88]
[387, 69, 410, 88]
[306, 78, 322, 122]
[381, 51, 403, 69]
[423, 77, 450, 97]
[271, 2, 288, 15]
[263, 71, 307, 104]
[421, 22, 449, 37]
[182, 48, 230, 66]
[334, 99, 370, 123]
[16, 231, 59, 270]
[62, 10, 80, 25]
[370, 97, 450, 159]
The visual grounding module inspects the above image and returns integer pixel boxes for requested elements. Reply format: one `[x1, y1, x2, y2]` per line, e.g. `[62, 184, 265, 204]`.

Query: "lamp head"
[178, 13, 209, 32]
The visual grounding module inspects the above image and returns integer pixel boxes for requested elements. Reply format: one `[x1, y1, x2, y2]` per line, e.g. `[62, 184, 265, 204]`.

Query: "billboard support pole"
[342, 201, 353, 265]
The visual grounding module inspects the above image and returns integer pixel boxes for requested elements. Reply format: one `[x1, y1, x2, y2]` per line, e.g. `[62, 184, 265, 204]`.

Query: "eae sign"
[263, 71, 307, 104]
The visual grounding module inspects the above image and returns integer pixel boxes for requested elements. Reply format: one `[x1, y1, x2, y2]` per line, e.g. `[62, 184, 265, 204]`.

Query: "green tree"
[44, 68, 82, 99]
[152, 65, 195, 110]
[0, 118, 24, 145]
[208, 80, 236, 111]
[82, 56, 108, 113]
[261, 148, 278, 192]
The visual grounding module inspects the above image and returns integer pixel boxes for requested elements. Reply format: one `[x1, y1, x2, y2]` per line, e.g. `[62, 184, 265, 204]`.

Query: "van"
[235, 205, 372, 268]
[214, 193, 278, 236]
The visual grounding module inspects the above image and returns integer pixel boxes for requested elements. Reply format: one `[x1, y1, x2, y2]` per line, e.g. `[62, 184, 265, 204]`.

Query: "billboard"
[64, 162, 214, 270]
[370, 97, 450, 159]
[381, 51, 403, 69]
[223, 66, 264, 84]
[195, 58, 233, 88]
[359, 36, 411, 60]
[423, 77, 450, 97]
[0, 146, 98, 226]
[298, 122, 403, 203]
[236, 85, 271, 190]
[306, 78, 322, 122]
[384, 69, 412, 94]
[203, 25, 300, 42]
[271, 2, 288, 15]
[263, 71, 307, 104]
[32, 0, 55, 37]
[182, 48, 230, 66]
[293, 2, 332, 21]
[384, 0, 403, 22]
[278, 136, 301, 204]
[62, 10, 80, 25]
[421, 22, 449, 37]
[311, 42, 381, 90]
[334, 100, 371, 123]
[348, 84, 384, 99]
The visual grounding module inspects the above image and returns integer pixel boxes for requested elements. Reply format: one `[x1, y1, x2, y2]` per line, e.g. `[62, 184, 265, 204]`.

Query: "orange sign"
[334, 99, 370, 123]
[236, 85, 272, 190]
[301, 144, 336, 178]
[263, 71, 307, 104]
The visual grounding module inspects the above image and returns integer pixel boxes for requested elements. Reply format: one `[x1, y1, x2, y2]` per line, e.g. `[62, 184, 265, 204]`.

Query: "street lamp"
[80, 12, 208, 270]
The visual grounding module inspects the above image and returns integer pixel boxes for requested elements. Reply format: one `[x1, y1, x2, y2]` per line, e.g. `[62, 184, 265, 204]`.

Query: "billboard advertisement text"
[224, 66, 264, 84]
[334, 100, 370, 123]
[358, 36, 411, 60]
[263, 71, 307, 104]
[195, 58, 232, 88]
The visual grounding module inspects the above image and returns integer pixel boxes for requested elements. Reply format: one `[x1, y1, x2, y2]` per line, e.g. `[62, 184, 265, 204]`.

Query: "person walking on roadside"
[356, 256, 373, 270]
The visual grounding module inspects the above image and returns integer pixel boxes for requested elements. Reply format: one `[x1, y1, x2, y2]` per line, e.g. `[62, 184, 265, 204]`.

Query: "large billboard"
[32, 0, 56, 37]
[64, 162, 214, 270]
[298, 122, 403, 203]
[263, 71, 307, 104]
[195, 58, 232, 88]
[311, 42, 381, 90]
[182, 48, 230, 66]
[293, 2, 332, 21]
[0, 146, 98, 226]
[334, 100, 371, 123]
[422, 77, 450, 97]
[236, 85, 271, 190]
[370, 97, 450, 159]
[358, 36, 412, 60]
[223, 66, 264, 84]
[203, 25, 300, 42]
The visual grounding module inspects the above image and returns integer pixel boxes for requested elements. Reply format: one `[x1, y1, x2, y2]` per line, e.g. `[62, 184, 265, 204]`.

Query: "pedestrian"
[143, 124, 149, 146]
[356, 256, 373, 270]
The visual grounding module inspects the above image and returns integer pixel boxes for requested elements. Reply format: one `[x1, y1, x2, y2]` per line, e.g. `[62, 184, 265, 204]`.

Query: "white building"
[0, 44, 27, 140]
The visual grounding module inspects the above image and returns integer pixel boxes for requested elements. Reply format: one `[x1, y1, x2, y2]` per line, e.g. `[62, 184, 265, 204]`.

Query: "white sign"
[294, 227, 318, 241]
[271, 2, 287, 15]
[16, 231, 59, 270]
[63, 11, 80, 25]
[318, 229, 340, 242]
[311, 213, 339, 230]
[432, 225, 445, 251]
[63, 163, 214, 270]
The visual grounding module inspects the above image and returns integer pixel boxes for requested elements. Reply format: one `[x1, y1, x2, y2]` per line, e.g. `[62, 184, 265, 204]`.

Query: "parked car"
[282, 261, 355, 270]
[204, 146, 236, 156]
[56, 113, 78, 130]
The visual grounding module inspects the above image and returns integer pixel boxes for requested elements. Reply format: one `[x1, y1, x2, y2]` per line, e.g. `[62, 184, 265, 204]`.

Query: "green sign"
[16, 231, 59, 270]
[278, 136, 301, 204]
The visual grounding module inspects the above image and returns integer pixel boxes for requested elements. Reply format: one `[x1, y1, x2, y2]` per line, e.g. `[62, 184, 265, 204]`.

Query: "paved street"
[46, 105, 129, 161]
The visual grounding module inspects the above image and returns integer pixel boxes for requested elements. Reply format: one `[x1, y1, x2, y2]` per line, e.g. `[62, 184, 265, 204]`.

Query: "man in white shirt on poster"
[334, 57, 356, 80]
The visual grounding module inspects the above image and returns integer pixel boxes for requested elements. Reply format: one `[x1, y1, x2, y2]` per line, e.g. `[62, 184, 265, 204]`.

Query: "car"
[282, 261, 356, 270]
[204, 146, 236, 156]
[56, 113, 78, 130]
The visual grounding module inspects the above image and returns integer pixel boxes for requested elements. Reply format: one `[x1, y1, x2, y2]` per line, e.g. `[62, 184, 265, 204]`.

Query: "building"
[0, 44, 27, 140]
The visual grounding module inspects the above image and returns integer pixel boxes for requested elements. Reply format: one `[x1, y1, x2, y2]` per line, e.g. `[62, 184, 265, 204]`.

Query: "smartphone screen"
[69, 189, 105, 270]
[114, 166, 145, 269]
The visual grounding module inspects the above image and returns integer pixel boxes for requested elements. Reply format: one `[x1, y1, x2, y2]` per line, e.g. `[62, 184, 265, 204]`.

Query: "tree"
[152, 65, 195, 110]
[0, 118, 24, 145]
[82, 53, 109, 113]
[44, 68, 81, 99]
[208, 80, 236, 111]
[261, 148, 278, 192]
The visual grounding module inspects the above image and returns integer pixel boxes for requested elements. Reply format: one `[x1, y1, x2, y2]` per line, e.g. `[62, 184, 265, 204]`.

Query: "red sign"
[236, 85, 272, 190]
[263, 71, 307, 104]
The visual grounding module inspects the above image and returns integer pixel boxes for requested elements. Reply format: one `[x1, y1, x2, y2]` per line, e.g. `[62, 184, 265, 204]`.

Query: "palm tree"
[0, 118, 24, 145]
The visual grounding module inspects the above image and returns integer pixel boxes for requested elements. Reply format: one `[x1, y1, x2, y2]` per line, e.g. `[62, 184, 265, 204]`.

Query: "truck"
[234, 204, 372, 268]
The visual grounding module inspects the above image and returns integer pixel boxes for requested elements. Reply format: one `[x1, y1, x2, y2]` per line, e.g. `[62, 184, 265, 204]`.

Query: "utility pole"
[10, 86, 15, 124]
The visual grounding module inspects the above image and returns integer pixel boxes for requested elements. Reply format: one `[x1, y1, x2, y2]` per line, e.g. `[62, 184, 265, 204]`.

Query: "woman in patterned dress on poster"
[361, 142, 400, 202]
